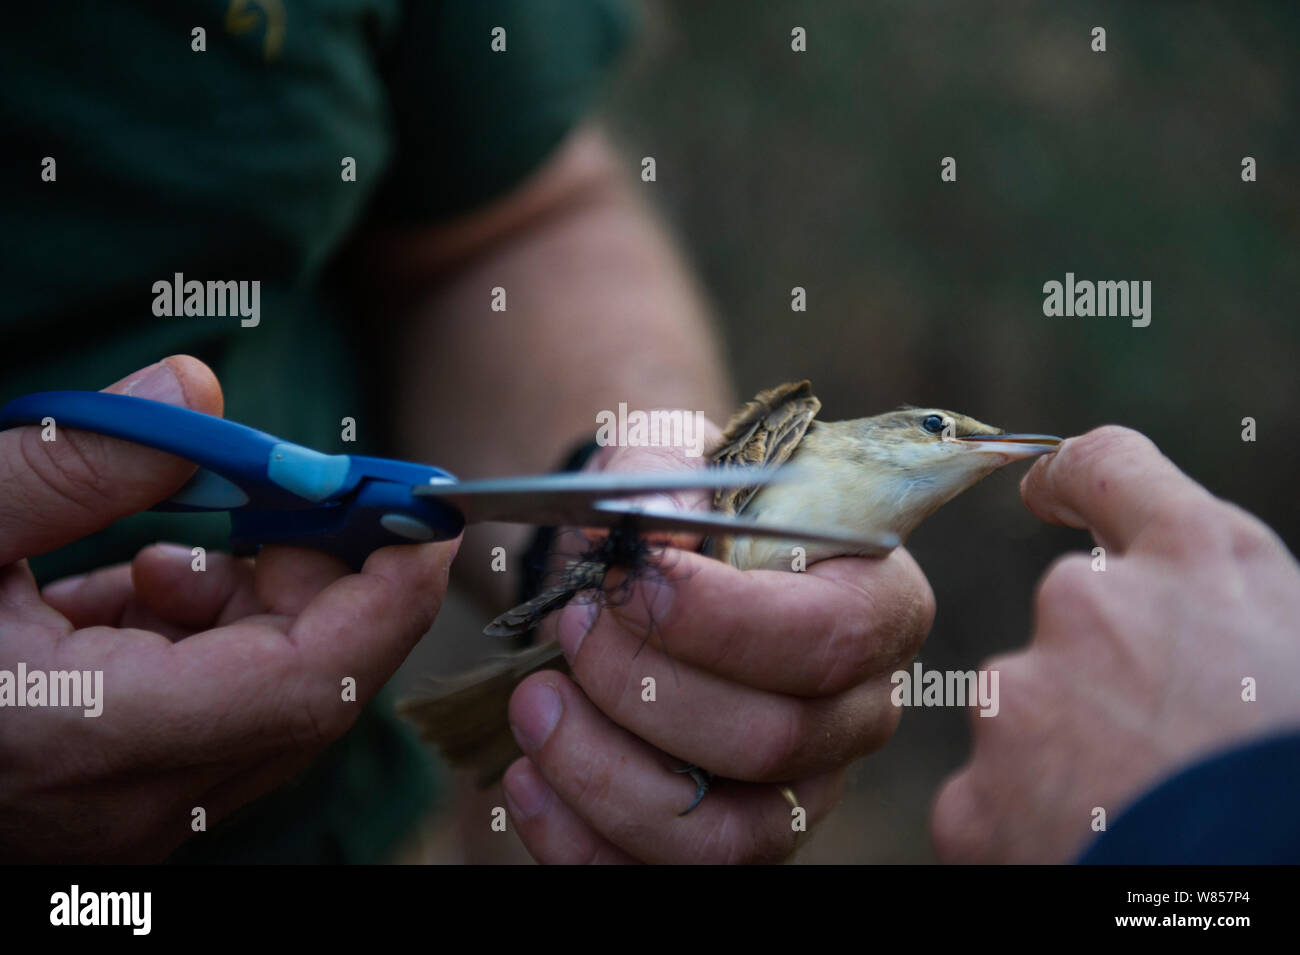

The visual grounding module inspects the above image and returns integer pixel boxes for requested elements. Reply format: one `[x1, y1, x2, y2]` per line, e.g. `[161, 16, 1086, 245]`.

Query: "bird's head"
[809, 407, 1062, 540]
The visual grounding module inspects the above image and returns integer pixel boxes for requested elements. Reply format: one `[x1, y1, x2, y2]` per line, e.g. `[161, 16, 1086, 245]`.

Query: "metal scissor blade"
[590, 502, 899, 556]
[414, 467, 787, 526]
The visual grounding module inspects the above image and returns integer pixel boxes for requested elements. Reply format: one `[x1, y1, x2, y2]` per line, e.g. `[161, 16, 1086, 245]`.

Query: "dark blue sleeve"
[1078, 730, 1300, 864]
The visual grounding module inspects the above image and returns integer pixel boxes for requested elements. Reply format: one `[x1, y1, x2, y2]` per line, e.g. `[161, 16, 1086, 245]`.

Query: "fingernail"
[119, 360, 185, 405]
[557, 600, 597, 661]
[642, 492, 680, 512]
[42, 574, 87, 601]
[152, 542, 195, 559]
[510, 681, 562, 753]
[503, 760, 550, 820]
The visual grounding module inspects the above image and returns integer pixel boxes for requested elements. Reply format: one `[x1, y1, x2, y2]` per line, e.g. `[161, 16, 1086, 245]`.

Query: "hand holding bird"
[401, 381, 1061, 861]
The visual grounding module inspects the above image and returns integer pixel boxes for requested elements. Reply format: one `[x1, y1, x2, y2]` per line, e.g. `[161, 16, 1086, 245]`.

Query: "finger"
[131, 544, 260, 630]
[501, 758, 641, 864]
[5, 561, 78, 639]
[543, 598, 901, 781]
[0, 355, 223, 567]
[540, 546, 934, 697]
[1019, 426, 1213, 554]
[931, 769, 996, 864]
[589, 420, 723, 551]
[41, 564, 135, 628]
[40, 553, 251, 640]
[112, 538, 458, 762]
[41, 548, 258, 635]
[39, 561, 230, 641]
[253, 545, 352, 617]
[285, 537, 460, 691]
[508, 672, 843, 863]
[595, 416, 724, 483]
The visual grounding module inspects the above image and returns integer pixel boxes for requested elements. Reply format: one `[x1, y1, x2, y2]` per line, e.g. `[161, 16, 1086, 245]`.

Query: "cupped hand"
[499, 423, 935, 863]
[0, 357, 457, 861]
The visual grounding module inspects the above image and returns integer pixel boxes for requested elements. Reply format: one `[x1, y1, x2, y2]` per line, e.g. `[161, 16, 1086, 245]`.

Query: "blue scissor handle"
[0, 391, 465, 569]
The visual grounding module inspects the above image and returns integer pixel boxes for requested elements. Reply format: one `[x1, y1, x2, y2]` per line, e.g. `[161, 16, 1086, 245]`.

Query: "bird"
[399, 380, 1062, 796]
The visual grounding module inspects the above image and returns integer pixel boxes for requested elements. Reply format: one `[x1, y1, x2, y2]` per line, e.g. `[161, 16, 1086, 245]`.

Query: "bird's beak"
[955, 433, 1063, 460]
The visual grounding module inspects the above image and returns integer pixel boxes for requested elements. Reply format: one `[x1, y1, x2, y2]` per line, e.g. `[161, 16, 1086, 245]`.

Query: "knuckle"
[696, 804, 786, 865]
[568, 834, 605, 866]
[1143, 497, 1222, 553]
[931, 773, 989, 863]
[868, 561, 936, 664]
[1053, 427, 1140, 481]
[977, 654, 1031, 721]
[895, 586, 937, 666]
[570, 765, 643, 849]
[377, 560, 442, 638]
[973, 654, 1068, 764]
[569, 635, 638, 712]
[18, 428, 114, 512]
[572, 764, 617, 812]
[689, 598, 746, 676]
[868, 685, 904, 750]
[912, 575, 938, 638]
[965, 653, 1020, 738]
[814, 610, 882, 695]
[741, 702, 806, 782]
[1033, 554, 1097, 625]
[1061, 425, 1154, 469]
[283, 685, 352, 750]
[1222, 506, 1284, 561]
[815, 560, 936, 695]
[561, 734, 619, 814]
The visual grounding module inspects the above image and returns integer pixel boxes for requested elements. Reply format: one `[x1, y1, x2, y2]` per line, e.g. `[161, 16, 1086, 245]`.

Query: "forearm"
[381, 129, 733, 605]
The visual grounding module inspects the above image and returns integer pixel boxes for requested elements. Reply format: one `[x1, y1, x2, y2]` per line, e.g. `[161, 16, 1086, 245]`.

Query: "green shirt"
[2, 0, 630, 863]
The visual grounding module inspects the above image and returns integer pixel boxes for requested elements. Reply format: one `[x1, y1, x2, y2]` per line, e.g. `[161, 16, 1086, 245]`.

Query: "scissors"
[0, 391, 897, 569]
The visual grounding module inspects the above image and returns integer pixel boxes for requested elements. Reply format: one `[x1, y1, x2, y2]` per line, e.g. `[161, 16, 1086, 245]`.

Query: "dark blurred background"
[398, 0, 1299, 862]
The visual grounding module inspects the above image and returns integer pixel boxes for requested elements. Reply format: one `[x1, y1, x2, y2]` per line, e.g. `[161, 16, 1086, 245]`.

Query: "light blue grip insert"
[168, 469, 251, 509]
[266, 443, 352, 503]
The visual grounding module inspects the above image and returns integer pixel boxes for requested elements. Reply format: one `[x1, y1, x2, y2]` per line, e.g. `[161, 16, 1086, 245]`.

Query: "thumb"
[586, 415, 724, 550]
[0, 355, 224, 566]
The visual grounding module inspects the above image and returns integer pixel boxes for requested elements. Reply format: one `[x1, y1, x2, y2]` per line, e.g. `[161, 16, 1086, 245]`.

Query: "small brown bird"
[400, 381, 1061, 788]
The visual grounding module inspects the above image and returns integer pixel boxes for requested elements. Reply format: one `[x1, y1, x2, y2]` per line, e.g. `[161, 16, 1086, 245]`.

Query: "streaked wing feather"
[709, 380, 821, 517]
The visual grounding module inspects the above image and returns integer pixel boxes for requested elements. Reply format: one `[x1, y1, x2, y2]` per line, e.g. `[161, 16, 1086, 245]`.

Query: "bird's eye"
[921, 414, 946, 435]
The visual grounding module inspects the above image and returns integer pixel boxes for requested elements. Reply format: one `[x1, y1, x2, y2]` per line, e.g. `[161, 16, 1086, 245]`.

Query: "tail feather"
[398, 642, 571, 787]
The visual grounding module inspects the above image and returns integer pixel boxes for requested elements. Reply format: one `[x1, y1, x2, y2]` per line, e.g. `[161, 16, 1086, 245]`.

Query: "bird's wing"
[708, 379, 821, 518]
